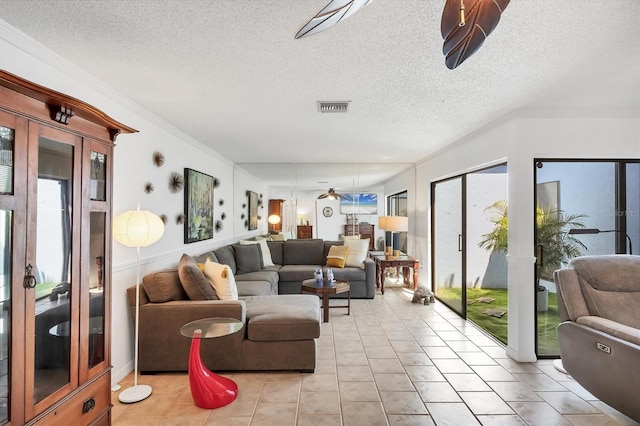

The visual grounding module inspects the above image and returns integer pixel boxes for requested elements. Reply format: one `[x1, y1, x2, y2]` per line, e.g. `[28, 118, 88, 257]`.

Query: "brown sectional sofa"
[127, 238, 375, 373]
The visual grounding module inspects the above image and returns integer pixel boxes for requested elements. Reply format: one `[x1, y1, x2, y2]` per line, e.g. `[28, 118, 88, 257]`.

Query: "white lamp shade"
[385, 216, 408, 232]
[113, 209, 165, 248]
[378, 216, 389, 230]
[268, 214, 281, 225]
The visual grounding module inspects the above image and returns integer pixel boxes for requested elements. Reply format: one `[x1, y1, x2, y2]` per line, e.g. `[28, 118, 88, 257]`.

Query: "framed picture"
[184, 168, 214, 243]
[248, 191, 258, 230]
[340, 193, 378, 215]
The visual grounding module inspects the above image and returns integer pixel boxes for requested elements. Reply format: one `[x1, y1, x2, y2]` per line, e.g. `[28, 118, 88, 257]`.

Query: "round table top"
[180, 317, 244, 339]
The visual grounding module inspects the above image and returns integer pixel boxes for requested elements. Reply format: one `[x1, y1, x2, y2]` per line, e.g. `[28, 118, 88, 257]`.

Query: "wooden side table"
[180, 317, 244, 409]
[301, 279, 350, 322]
[368, 251, 420, 294]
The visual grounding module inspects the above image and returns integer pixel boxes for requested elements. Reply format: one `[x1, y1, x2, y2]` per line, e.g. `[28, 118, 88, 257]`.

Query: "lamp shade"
[378, 216, 389, 230]
[385, 216, 408, 232]
[113, 209, 165, 248]
[268, 214, 281, 225]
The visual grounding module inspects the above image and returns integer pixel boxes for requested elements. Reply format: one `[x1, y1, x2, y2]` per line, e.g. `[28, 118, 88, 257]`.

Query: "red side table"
[180, 317, 244, 409]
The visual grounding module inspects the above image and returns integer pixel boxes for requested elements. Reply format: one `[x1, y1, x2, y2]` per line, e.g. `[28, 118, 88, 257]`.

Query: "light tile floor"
[112, 285, 639, 426]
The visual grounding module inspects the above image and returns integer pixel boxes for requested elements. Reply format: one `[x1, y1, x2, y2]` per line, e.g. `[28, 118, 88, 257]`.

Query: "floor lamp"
[113, 208, 165, 403]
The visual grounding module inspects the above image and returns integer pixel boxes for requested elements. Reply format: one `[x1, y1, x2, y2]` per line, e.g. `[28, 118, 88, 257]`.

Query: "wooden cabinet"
[0, 70, 135, 425]
[344, 224, 375, 250]
[297, 225, 313, 239]
[268, 199, 284, 232]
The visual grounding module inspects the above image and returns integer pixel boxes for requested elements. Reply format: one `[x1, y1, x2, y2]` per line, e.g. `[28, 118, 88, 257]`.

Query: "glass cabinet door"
[26, 124, 81, 417]
[0, 115, 17, 425]
[84, 144, 109, 378]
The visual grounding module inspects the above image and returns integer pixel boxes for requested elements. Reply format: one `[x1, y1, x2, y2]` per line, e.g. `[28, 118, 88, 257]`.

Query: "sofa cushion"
[344, 238, 369, 268]
[233, 244, 262, 274]
[283, 239, 324, 265]
[236, 280, 275, 297]
[192, 251, 219, 265]
[240, 239, 274, 267]
[326, 245, 349, 268]
[213, 245, 237, 275]
[278, 265, 318, 283]
[204, 259, 238, 300]
[244, 295, 320, 341]
[329, 266, 366, 282]
[142, 268, 187, 302]
[178, 253, 218, 300]
[267, 241, 284, 265]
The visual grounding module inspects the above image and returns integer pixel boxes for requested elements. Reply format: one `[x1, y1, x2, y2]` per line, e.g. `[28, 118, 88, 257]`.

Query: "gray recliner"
[554, 255, 640, 422]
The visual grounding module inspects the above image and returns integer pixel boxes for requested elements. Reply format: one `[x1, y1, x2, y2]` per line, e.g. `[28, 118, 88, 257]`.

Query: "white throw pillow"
[344, 238, 369, 268]
[203, 259, 238, 300]
[239, 239, 274, 267]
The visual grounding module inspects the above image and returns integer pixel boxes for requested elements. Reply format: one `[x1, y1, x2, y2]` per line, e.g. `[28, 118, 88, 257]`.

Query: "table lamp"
[385, 216, 408, 256]
[378, 216, 392, 254]
[113, 207, 164, 403]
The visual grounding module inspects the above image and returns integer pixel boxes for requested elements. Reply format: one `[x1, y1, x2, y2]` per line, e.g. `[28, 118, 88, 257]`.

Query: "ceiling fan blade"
[317, 193, 329, 199]
[441, 0, 510, 69]
[295, 0, 374, 39]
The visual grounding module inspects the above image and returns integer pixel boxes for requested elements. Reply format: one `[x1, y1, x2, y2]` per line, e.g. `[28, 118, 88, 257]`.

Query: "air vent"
[318, 101, 350, 113]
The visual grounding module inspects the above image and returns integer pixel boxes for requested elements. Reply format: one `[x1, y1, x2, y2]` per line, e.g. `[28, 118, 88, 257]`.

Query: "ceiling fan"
[317, 188, 344, 200]
[295, 0, 510, 69]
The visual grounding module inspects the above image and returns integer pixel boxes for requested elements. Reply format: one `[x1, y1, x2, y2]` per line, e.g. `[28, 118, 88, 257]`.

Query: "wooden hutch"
[0, 70, 135, 425]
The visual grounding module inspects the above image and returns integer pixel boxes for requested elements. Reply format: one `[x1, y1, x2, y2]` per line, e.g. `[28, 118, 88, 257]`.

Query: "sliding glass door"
[534, 160, 639, 356]
[432, 164, 509, 343]
[432, 177, 465, 316]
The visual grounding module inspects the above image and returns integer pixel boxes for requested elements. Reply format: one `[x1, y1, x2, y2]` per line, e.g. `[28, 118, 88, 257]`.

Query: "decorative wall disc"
[169, 171, 184, 193]
[215, 220, 223, 232]
[221, 212, 226, 220]
[160, 214, 168, 224]
[219, 199, 224, 206]
[144, 182, 154, 193]
[176, 213, 185, 224]
[153, 151, 165, 167]
[213, 177, 220, 188]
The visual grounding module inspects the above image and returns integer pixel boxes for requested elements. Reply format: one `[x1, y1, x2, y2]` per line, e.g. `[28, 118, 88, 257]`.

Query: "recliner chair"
[554, 255, 640, 422]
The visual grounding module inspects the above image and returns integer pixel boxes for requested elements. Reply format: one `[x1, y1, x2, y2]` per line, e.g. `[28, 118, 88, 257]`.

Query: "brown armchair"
[554, 255, 640, 422]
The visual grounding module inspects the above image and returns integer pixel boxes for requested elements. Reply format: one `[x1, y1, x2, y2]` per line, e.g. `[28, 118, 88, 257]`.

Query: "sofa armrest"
[134, 299, 247, 372]
[364, 257, 376, 298]
[576, 315, 640, 346]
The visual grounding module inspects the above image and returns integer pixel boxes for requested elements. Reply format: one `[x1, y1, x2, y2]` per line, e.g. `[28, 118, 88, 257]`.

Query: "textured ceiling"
[1, 0, 638, 190]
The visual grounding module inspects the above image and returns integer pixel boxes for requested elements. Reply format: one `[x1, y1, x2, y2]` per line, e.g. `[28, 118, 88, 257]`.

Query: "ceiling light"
[318, 101, 350, 113]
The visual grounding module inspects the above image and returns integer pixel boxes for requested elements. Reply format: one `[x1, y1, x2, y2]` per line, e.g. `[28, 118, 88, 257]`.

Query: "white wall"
[399, 114, 639, 362]
[0, 20, 268, 385]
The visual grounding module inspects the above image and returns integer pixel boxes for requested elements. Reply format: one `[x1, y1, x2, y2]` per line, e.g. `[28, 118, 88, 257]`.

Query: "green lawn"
[435, 287, 561, 354]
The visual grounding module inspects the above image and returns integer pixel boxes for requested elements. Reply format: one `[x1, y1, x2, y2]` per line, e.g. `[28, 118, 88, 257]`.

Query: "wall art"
[248, 190, 258, 231]
[184, 168, 214, 243]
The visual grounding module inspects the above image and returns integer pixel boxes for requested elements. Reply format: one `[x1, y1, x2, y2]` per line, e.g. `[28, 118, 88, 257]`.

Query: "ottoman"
[241, 294, 321, 371]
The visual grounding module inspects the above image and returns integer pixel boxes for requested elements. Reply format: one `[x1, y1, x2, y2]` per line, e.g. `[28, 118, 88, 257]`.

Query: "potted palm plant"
[479, 200, 588, 311]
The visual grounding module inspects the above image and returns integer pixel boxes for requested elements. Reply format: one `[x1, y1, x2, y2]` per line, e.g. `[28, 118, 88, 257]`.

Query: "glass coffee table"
[180, 317, 244, 409]
[301, 278, 350, 323]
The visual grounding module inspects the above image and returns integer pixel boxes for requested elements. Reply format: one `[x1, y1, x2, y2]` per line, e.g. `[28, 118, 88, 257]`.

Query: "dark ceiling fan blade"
[317, 193, 329, 199]
[295, 0, 374, 39]
[441, 0, 510, 69]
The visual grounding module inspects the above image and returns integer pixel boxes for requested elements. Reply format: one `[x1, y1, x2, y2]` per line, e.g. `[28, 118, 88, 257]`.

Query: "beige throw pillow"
[204, 259, 238, 300]
[326, 245, 349, 268]
[344, 238, 369, 268]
